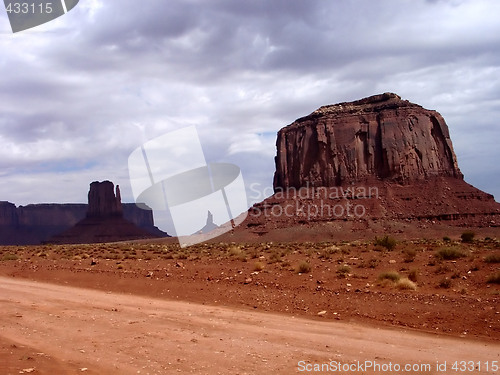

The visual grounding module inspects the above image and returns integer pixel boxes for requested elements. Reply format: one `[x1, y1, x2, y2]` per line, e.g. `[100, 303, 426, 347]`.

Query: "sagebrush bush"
[336, 265, 351, 277]
[403, 248, 417, 263]
[484, 253, 500, 264]
[253, 261, 265, 271]
[374, 235, 397, 251]
[408, 268, 418, 282]
[378, 271, 401, 282]
[296, 261, 311, 274]
[1, 254, 18, 261]
[395, 278, 417, 291]
[435, 247, 466, 260]
[461, 231, 475, 243]
[438, 278, 452, 289]
[486, 272, 500, 284]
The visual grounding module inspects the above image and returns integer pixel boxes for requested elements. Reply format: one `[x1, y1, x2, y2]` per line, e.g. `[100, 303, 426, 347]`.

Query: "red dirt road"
[1, 277, 499, 374]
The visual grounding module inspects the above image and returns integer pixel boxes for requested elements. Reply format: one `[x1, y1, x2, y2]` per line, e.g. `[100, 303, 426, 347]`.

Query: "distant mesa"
[0, 181, 168, 245]
[48, 181, 168, 244]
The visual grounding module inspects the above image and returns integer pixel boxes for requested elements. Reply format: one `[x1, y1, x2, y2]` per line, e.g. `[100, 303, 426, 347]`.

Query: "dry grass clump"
[295, 261, 311, 274]
[377, 271, 401, 282]
[253, 261, 265, 272]
[438, 278, 452, 289]
[484, 253, 500, 263]
[1, 253, 18, 261]
[408, 268, 418, 282]
[395, 278, 417, 291]
[435, 246, 466, 261]
[403, 248, 417, 263]
[374, 235, 397, 251]
[486, 272, 500, 284]
[336, 264, 351, 278]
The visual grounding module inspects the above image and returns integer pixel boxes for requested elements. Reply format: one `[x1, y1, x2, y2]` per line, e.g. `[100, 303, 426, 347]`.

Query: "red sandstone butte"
[48, 181, 161, 244]
[231, 93, 500, 241]
[274, 92, 462, 190]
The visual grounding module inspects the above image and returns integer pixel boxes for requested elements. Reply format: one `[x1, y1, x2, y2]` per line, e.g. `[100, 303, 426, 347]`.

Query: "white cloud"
[0, 0, 499, 220]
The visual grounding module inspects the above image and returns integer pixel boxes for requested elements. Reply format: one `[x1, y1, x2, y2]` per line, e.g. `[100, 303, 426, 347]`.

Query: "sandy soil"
[0, 238, 499, 374]
[1, 276, 499, 375]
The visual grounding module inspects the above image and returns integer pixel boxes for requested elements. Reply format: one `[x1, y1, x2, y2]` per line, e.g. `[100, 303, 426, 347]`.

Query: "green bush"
[374, 235, 397, 251]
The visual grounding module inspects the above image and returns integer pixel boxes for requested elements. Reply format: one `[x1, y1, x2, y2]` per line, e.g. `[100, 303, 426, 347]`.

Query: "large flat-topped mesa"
[274, 93, 463, 190]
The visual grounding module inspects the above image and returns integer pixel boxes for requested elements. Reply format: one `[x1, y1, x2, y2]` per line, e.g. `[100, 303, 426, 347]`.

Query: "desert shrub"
[296, 261, 312, 274]
[403, 248, 417, 263]
[281, 260, 291, 268]
[229, 245, 242, 257]
[435, 264, 451, 274]
[438, 278, 452, 289]
[269, 250, 283, 263]
[336, 265, 351, 278]
[486, 272, 500, 284]
[408, 268, 418, 282]
[396, 278, 417, 290]
[378, 271, 401, 282]
[253, 261, 265, 271]
[175, 252, 188, 260]
[484, 253, 500, 264]
[435, 247, 466, 260]
[374, 235, 397, 251]
[461, 231, 475, 243]
[443, 236, 451, 242]
[1, 253, 18, 261]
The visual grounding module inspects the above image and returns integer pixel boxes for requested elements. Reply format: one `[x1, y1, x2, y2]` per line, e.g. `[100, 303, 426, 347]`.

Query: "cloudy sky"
[1, 0, 499, 232]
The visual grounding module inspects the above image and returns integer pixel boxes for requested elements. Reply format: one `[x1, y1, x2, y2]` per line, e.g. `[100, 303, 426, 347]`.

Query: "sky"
[1, 0, 499, 233]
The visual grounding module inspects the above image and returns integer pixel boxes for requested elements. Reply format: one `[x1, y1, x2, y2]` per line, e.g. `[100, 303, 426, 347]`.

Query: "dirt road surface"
[1, 276, 498, 374]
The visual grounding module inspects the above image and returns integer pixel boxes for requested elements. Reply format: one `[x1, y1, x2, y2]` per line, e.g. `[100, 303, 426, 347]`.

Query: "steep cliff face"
[231, 93, 500, 239]
[87, 181, 123, 218]
[274, 93, 463, 190]
[0, 201, 18, 227]
[0, 182, 165, 245]
[48, 181, 166, 244]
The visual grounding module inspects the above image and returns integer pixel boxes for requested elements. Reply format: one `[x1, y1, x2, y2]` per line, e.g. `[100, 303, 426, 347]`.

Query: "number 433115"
[5, 2, 53, 14]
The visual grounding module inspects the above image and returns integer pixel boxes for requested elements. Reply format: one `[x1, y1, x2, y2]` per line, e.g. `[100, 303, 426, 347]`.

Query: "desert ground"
[0, 235, 499, 374]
